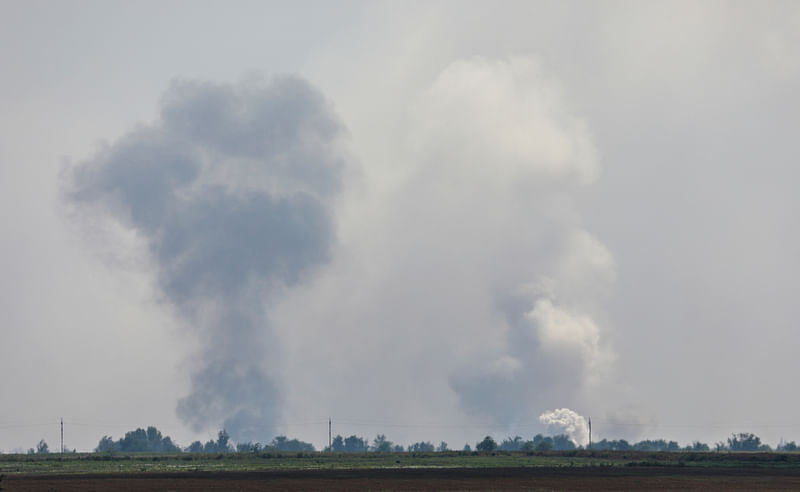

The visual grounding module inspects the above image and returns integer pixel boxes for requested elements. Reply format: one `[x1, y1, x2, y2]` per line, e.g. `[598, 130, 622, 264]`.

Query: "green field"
[3, 450, 800, 476]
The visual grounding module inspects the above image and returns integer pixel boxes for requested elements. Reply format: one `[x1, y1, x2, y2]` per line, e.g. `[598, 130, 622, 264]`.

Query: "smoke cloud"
[64, 76, 347, 441]
[539, 408, 590, 446]
[414, 57, 614, 424]
[62, 57, 615, 445]
[274, 57, 616, 444]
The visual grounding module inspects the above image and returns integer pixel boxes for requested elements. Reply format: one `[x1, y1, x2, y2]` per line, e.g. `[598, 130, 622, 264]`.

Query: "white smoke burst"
[539, 408, 590, 446]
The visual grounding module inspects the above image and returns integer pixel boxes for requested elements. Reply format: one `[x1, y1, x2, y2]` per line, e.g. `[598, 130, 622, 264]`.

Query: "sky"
[1, 0, 799, 452]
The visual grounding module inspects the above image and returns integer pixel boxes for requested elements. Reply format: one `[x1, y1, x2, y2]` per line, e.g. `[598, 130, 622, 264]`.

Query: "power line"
[591, 421, 800, 429]
[5, 419, 799, 430]
[0, 421, 59, 429]
[4, 418, 800, 439]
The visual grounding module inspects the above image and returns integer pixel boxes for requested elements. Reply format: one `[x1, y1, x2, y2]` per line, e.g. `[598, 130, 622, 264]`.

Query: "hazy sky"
[2, 0, 799, 452]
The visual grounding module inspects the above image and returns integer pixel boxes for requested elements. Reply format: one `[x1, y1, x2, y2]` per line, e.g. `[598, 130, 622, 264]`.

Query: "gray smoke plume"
[64, 76, 346, 441]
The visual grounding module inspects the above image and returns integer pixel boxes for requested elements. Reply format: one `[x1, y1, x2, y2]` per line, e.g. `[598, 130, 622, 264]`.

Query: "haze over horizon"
[2, 1, 799, 452]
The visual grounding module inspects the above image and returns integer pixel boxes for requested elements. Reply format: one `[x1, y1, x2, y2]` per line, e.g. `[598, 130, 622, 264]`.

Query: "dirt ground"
[5, 466, 800, 491]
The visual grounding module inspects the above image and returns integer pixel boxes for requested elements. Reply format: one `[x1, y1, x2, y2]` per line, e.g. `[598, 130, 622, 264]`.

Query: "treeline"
[493, 434, 577, 452]
[96, 427, 181, 453]
[26, 439, 52, 454]
[309, 432, 800, 453]
[23, 427, 800, 454]
[323, 434, 445, 452]
[93, 428, 316, 453]
[587, 433, 800, 452]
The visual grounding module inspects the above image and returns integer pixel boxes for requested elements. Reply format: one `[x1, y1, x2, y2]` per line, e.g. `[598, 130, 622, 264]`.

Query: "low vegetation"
[3, 448, 800, 477]
[15, 427, 800, 460]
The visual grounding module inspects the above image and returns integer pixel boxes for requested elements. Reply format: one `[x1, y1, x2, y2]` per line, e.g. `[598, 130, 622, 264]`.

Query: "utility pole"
[328, 418, 332, 451]
[588, 417, 592, 450]
[61, 418, 64, 454]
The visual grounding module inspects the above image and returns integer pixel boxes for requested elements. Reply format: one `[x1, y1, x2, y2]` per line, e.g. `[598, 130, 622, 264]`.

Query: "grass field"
[0, 451, 800, 492]
[2, 449, 800, 475]
[4, 451, 800, 491]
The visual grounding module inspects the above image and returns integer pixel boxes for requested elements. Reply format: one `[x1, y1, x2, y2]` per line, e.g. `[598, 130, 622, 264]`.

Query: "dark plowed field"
[6, 466, 800, 491]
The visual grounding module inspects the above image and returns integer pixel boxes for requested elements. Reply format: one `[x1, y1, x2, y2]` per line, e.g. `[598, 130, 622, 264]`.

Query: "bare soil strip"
[5, 466, 800, 491]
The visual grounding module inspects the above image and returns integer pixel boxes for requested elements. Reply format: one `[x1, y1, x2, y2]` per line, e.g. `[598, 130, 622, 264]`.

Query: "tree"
[476, 436, 497, 452]
[463, 444, 472, 452]
[95, 436, 117, 453]
[685, 441, 710, 451]
[330, 435, 345, 452]
[632, 439, 679, 452]
[187, 441, 204, 453]
[531, 434, 553, 451]
[146, 426, 160, 443]
[96, 426, 180, 453]
[499, 436, 524, 451]
[36, 439, 49, 454]
[237, 441, 262, 452]
[778, 441, 798, 451]
[371, 434, 393, 453]
[328, 434, 368, 452]
[437, 441, 448, 452]
[118, 428, 145, 451]
[407, 441, 434, 452]
[343, 435, 368, 452]
[616, 439, 631, 451]
[269, 436, 314, 452]
[200, 429, 233, 453]
[727, 433, 763, 451]
[552, 434, 576, 451]
[215, 430, 231, 452]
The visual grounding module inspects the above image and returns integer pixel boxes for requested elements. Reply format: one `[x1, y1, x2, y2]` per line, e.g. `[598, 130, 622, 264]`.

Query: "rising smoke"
[271, 57, 617, 444]
[410, 57, 615, 425]
[539, 408, 590, 446]
[64, 76, 347, 442]
[63, 58, 615, 445]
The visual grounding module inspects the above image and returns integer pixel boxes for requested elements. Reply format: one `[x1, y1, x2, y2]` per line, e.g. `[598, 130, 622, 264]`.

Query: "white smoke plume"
[539, 408, 590, 446]
[268, 56, 617, 446]
[425, 57, 614, 423]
